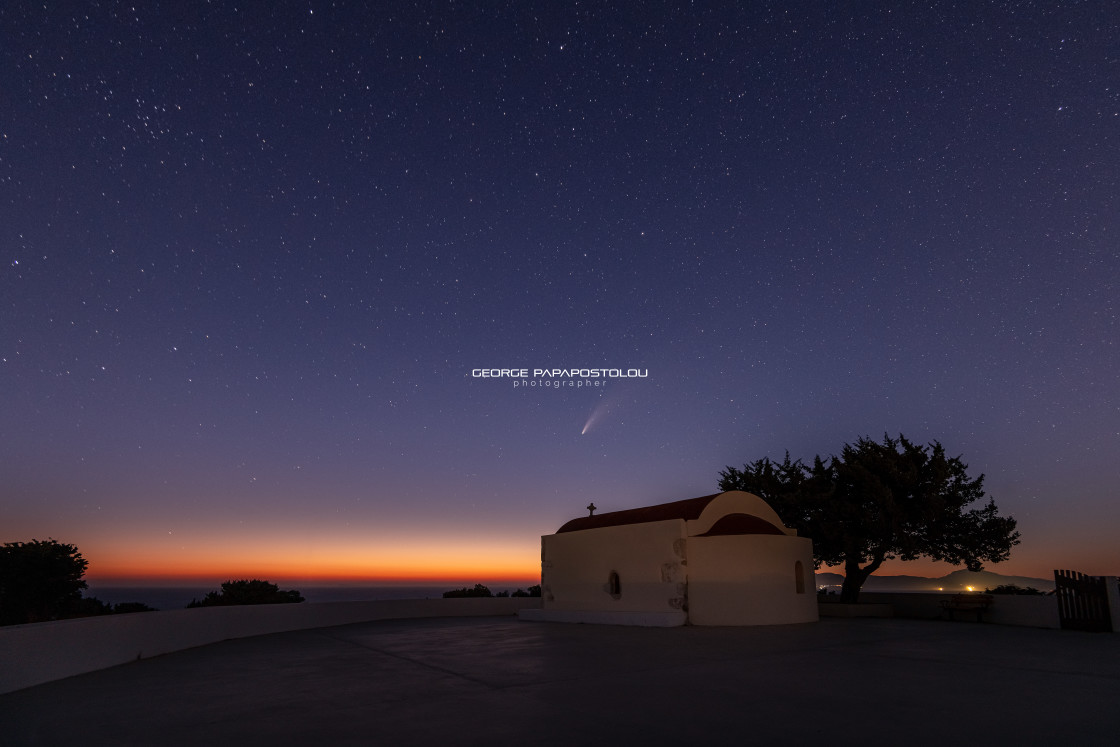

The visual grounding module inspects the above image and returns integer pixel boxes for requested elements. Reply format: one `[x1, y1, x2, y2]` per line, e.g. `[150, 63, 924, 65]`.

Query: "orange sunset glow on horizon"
[19, 491, 1114, 589]
[13, 482, 1116, 589]
[79, 533, 543, 586]
[71, 530, 1092, 588]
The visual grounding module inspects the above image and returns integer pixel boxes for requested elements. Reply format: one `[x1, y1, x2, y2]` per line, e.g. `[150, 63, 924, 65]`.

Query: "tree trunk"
[840, 561, 868, 603]
[841, 553, 886, 603]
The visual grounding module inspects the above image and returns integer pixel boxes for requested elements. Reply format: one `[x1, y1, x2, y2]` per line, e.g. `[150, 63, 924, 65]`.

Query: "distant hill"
[815, 569, 1054, 593]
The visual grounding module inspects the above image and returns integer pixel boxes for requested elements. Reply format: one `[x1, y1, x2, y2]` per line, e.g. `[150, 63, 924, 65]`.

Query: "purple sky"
[2, 1, 1117, 581]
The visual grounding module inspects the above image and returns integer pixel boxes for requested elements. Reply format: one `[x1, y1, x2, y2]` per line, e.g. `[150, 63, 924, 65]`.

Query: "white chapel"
[521, 490, 818, 626]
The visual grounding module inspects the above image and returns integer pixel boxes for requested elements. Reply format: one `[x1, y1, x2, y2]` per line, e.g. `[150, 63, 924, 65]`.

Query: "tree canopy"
[719, 434, 1020, 602]
[0, 538, 89, 625]
[187, 579, 304, 607]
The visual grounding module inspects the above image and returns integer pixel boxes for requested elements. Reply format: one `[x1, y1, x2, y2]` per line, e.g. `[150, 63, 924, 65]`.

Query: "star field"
[2, 1, 1117, 581]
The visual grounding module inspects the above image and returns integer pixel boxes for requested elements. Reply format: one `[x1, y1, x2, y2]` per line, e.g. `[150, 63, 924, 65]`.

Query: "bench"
[940, 593, 993, 622]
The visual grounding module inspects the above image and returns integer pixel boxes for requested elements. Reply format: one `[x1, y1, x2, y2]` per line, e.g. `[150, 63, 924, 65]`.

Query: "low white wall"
[857, 592, 1060, 629]
[0, 597, 541, 695]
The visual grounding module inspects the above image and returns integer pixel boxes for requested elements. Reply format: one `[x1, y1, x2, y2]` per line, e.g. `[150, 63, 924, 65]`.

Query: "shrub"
[442, 583, 492, 598]
[984, 584, 1046, 595]
[113, 602, 158, 613]
[187, 579, 304, 607]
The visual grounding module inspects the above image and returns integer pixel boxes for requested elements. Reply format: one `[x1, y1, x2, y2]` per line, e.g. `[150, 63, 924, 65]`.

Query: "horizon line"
[84, 575, 542, 587]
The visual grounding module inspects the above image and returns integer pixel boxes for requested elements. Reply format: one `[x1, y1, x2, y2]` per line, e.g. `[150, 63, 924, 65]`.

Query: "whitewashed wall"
[541, 520, 687, 614]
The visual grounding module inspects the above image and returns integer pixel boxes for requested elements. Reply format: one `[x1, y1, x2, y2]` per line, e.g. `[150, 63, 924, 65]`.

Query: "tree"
[187, 579, 304, 607]
[719, 434, 1020, 603]
[0, 539, 89, 625]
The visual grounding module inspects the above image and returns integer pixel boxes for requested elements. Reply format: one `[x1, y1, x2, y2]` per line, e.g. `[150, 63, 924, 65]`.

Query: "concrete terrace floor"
[3, 616, 1119, 746]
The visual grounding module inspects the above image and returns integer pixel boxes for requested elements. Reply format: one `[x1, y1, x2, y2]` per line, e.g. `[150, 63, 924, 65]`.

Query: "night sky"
[2, 2, 1117, 584]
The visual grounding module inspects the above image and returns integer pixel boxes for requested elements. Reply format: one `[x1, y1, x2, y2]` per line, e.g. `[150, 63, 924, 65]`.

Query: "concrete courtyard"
[2, 615, 1118, 745]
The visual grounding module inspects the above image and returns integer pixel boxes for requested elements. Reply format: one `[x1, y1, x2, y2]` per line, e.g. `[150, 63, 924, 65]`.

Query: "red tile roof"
[556, 493, 722, 533]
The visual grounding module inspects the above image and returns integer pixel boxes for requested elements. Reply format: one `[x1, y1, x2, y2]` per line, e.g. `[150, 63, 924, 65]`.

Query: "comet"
[581, 399, 611, 435]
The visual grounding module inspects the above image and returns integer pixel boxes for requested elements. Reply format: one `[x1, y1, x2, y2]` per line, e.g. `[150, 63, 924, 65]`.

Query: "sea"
[84, 583, 536, 611]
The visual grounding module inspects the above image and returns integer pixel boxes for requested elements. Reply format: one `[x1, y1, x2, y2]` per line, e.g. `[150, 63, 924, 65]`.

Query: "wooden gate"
[1053, 569, 1112, 632]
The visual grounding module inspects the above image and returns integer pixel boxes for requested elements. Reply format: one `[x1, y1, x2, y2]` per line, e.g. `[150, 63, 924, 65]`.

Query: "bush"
[442, 583, 492, 598]
[442, 583, 541, 598]
[113, 602, 158, 614]
[63, 596, 113, 618]
[187, 579, 304, 607]
[985, 584, 1046, 595]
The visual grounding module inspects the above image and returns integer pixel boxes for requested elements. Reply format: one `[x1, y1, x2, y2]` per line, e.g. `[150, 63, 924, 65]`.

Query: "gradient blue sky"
[2, 1, 1116, 582]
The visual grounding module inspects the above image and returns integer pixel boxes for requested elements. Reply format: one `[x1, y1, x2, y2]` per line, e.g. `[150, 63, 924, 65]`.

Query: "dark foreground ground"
[3, 616, 1119, 746]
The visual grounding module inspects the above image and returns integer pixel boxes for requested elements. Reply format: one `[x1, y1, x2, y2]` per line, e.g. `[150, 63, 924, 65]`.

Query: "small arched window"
[608, 571, 621, 599]
[795, 560, 806, 594]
